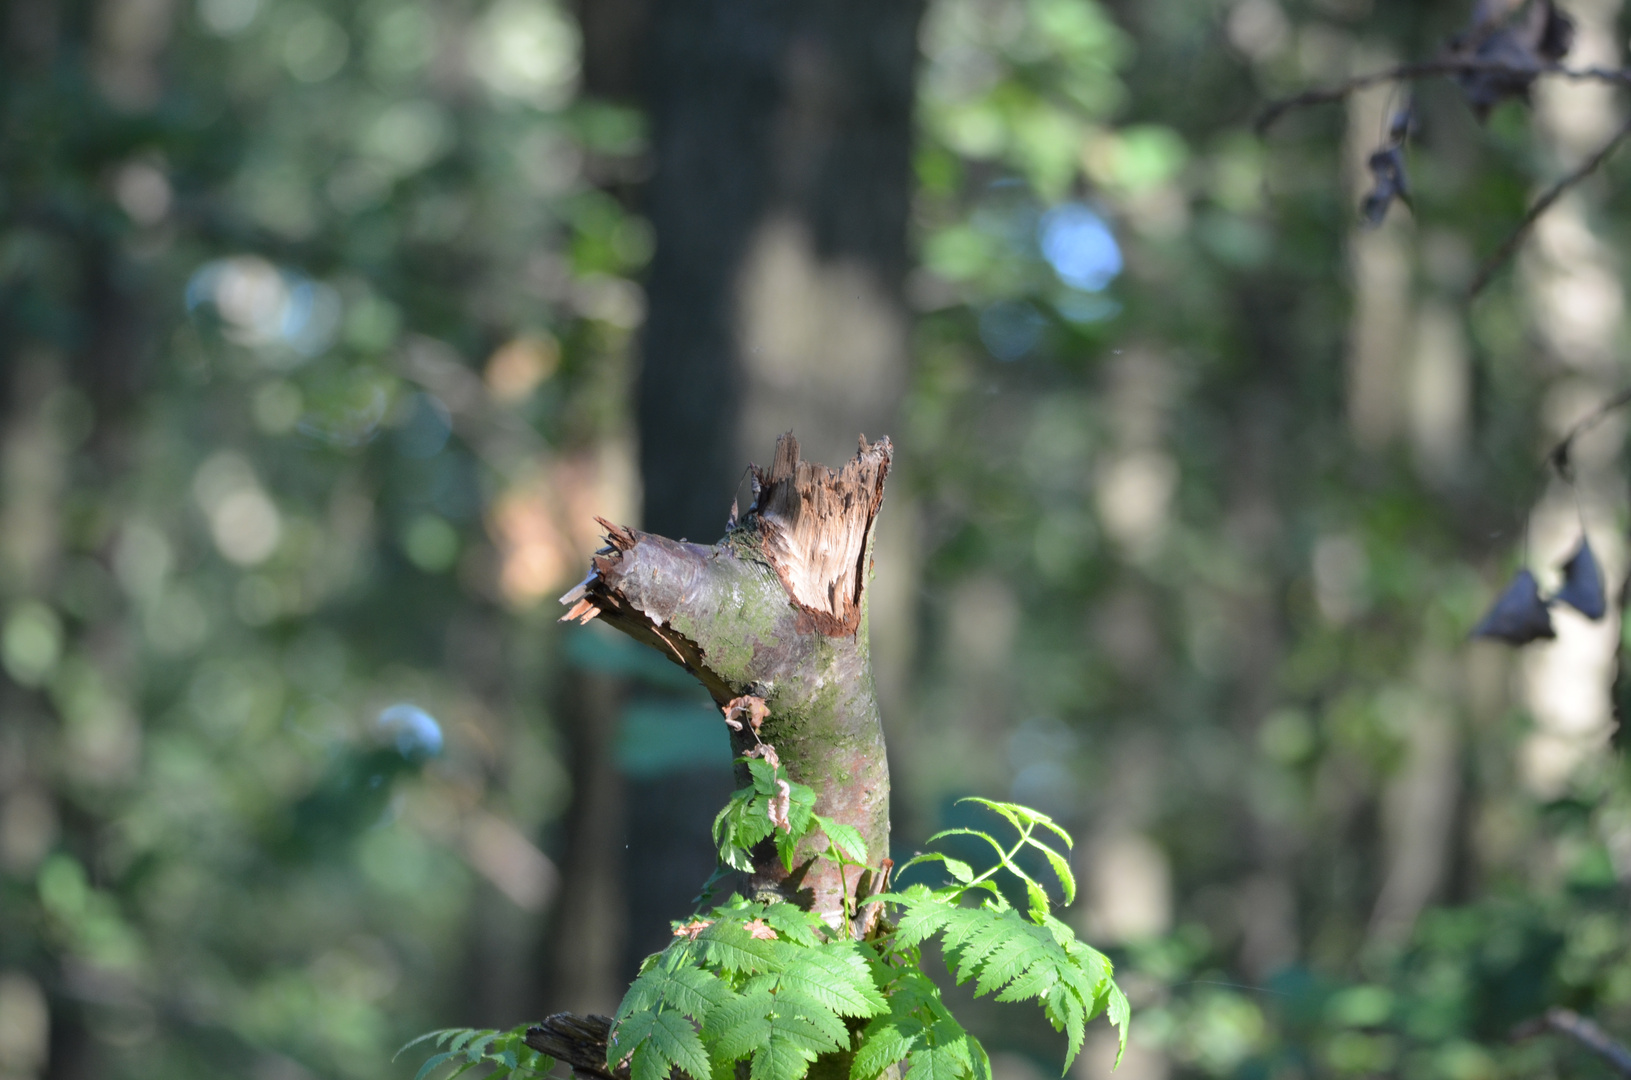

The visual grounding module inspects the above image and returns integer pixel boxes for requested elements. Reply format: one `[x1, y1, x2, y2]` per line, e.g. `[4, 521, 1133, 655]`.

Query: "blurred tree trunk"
[4, 4, 155, 1077]
[548, 0, 924, 1001]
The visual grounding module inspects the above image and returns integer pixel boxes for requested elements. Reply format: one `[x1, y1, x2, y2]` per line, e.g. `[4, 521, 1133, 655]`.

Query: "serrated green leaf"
[395, 1030, 459, 1061]
[814, 816, 869, 864]
[906, 1032, 971, 1080]
[619, 1009, 710, 1080]
[617, 956, 736, 1024]
[1025, 880, 1049, 922]
[1037, 847, 1075, 906]
[971, 927, 1048, 997]
[959, 800, 1074, 854]
[775, 947, 888, 1017]
[1104, 982, 1130, 1069]
[852, 1022, 918, 1080]
[707, 987, 843, 1080]
[893, 900, 955, 950]
[968, 1037, 992, 1080]
[994, 960, 1059, 1003]
[775, 827, 800, 874]
[937, 906, 997, 956]
[413, 1050, 462, 1080]
[945, 917, 1010, 986]
[895, 853, 975, 885]
[1044, 984, 1085, 1064]
[922, 827, 1008, 865]
[703, 989, 776, 1060]
[1025, 816, 1074, 852]
[749, 1020, 828, 1080]
[697, 919, 788, 974]
[747, 758, 781, 794]
[957, 798, 1025, 835]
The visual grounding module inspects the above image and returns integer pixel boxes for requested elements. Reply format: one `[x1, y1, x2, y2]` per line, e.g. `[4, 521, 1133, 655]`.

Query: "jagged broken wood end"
[557, 432, 893, 663]
[554, 432, 894, 923]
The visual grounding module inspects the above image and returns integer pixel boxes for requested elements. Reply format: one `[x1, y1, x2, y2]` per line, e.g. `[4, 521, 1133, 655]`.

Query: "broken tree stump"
[559, 433, 892, 925]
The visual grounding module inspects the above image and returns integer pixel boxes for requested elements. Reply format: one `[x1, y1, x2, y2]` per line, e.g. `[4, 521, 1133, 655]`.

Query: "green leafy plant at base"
[407, 755, 1128, 1080]
[396, 1024, 555, 1080]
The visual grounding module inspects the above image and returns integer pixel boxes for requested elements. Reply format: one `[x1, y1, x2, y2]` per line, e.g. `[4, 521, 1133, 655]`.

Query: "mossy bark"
[561, 434, 892, 925]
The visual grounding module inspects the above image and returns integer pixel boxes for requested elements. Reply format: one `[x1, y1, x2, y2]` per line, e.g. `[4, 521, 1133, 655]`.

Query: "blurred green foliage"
[5, 0, 1631, 1080]
[1, 0, 642, 1076]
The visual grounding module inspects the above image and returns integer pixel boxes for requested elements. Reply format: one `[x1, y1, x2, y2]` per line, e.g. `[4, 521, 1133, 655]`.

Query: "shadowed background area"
[4, 1, 1631, 1080]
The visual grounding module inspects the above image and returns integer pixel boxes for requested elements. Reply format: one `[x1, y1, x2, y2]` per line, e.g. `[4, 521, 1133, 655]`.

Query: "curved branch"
[1467, 113, 1631, 298]
[1511, 1008, 1631, 1078]
[1256, 57, 1631, 133]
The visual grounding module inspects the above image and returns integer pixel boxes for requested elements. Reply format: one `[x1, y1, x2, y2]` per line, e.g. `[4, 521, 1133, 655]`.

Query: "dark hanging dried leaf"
[1361, 146, 1411, 226]
[1471, 568, 1557, 643]
[1448, 0, 1570, 120]
[1537, 0, 1575, 61]
[1553, 536, 1606, 619]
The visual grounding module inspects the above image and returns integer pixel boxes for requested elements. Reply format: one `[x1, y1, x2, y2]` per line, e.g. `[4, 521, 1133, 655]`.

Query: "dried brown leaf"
[724, 694, 770, 733]
[768, 779, 792, 833]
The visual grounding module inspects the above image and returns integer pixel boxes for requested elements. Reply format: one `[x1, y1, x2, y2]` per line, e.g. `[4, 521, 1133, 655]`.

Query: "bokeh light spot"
[378, 704, 444, 760]
[1039, 203, 1122, 292]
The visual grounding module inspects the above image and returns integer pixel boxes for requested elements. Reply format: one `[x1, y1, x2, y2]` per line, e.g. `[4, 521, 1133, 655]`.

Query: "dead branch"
[1257, 57, 1631, 133]
[1511, 1008, 1631, 1077]
[1467, 113, 1631, 298]
[526, 1013, 624, 1080]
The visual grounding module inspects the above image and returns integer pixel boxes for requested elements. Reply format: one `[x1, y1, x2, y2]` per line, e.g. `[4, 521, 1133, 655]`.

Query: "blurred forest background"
[5, 0, 1631, 1079]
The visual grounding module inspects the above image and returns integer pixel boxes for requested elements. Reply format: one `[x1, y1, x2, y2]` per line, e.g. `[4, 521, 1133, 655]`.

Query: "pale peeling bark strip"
[561, 434, 892, 925]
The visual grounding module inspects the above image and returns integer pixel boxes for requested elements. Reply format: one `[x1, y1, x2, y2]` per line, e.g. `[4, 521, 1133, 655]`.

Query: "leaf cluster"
[1474, 536, 1606, 644]
[610, 897, 887, 1080]
[713, 756, 817, 873]
[605, 799, 1127, 1080]
[406, 801, 1127, 1080]
[880, 800, 1128, 1071]
[395, 1025, 554, 1080]
[712, 755, 863, 877]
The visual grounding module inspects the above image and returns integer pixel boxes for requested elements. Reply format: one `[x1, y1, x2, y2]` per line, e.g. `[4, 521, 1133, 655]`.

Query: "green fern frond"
[878, 820, 1125, 1075]
[750, 1011, 845, 1080]
[615, 1007, 711, 1080]
[772, 945, 888, 1017]
[616, 952, 734, 1024]
[814, 815, 869, 864]
[695, 917, 789, 975]
[401, 1025, 554, 1080]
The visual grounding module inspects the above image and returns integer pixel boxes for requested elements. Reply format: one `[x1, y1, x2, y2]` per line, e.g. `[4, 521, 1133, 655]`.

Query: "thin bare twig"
[1512, 1008, 1631, 1077]
[1256, 57, 1631, 133]
[1545, 385, 1631, 479]
[1467, 113, 1631, 298]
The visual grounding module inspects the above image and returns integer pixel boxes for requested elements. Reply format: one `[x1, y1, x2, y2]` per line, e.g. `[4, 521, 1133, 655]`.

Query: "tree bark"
[562, 433, 892, 922]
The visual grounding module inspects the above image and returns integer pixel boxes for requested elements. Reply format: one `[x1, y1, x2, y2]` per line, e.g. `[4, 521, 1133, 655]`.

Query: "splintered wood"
[751, 434, 891, 637]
